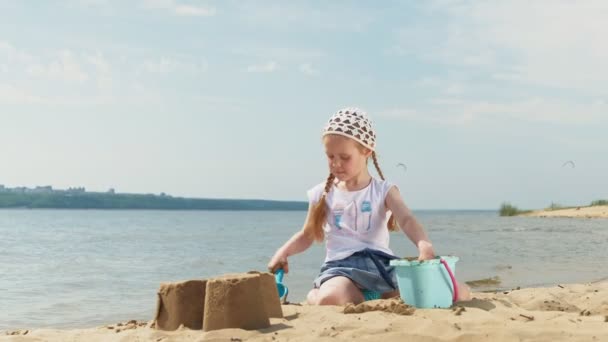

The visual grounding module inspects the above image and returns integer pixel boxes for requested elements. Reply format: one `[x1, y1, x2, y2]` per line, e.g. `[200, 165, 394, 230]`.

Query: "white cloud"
[1, 43, 117, 91]
[0, 42, 214, 107]
[141, 0, 174, 9]
[231, 46, 324, 75]
[380, 97, 608, 126]
[142, 58, 181, 74]
[394, 1, 608, 93]
[0, 43, 121, 105]
[444, 83, 465, 95]
[0, 83, 115, 106]
[235, 3, 375, 32]
[0, 83, 43, 105]
[231, 46, 325, 61]
[467, 98, 608, 125]
[141, 56, 207, 74]
[174, 4, 215, 16]
[72, 0, 109, 7]
[0, 41, 33, 64]
[0, 41, 210, 107]
[86, 53, 112, 90]
[413, 77, 467, 96]
[298, 63, 319, 76]
[141, 0, 216, 17]
[246, 61, 278, 73]
[26, 50, 88, 83]
[386, 2, 608, 127]
[379, 107, 474, 126]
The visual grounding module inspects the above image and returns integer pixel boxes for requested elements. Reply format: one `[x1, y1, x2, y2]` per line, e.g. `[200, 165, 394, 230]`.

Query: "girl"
[268, 107, 468, 305]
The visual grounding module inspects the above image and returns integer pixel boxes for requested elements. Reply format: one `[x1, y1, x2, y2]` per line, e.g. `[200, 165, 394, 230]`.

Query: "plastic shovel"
[275, 269, 289, 302]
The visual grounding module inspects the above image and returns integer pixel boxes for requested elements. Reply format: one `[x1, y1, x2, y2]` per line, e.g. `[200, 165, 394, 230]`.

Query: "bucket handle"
[440, 258, 459, 303]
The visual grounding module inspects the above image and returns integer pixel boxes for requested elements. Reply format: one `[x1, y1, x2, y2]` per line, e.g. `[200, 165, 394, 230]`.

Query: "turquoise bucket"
[389, 256, 459, 308]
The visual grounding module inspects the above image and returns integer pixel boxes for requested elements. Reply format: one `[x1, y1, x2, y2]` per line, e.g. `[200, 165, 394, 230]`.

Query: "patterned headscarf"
[322, 107, 376, 151]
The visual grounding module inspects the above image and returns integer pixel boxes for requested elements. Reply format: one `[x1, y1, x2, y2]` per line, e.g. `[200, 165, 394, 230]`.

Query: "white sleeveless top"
[307, 178, 397, 262]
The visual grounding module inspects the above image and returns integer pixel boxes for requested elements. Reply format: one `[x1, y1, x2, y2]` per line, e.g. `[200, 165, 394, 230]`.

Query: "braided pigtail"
[303, 173, 335, 242]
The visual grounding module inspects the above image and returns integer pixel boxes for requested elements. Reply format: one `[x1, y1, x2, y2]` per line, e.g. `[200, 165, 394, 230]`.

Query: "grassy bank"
[499, 202, 532, 216]
[500, 199, 608, 216]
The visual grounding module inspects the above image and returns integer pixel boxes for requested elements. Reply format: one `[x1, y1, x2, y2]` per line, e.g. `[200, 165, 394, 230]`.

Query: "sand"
[3, 281, 607, 341]
[522, 205, 608, 218]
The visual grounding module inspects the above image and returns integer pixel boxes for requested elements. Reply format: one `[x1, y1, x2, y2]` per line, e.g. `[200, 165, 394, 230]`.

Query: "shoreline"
[3, 282, 607, 341]
[520, 205, 608, 218]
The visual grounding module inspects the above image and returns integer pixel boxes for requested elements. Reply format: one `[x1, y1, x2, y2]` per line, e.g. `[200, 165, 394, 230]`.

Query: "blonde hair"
[303, 150, 398, 242]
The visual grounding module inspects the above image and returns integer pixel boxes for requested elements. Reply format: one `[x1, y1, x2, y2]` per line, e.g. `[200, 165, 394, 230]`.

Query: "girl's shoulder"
[371, 177, 398, 199]
[306, 181, 327, 203]
[371, 177, 395, 190]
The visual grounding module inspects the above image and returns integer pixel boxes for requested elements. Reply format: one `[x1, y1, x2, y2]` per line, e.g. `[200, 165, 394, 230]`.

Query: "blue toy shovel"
[275, 269, 289, 302]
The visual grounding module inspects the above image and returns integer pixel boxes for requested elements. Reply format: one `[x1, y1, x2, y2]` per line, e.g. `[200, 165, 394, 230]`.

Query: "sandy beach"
[3, 281, 607, 342]
[522, 205, 608, 218]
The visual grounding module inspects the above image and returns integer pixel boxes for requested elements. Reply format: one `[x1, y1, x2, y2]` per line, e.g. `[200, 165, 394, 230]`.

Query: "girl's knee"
[315, 288, 364, 305]
[306, 289, 319, 305]
[315, 291, 344, 305]
[311, 276, 364, 305]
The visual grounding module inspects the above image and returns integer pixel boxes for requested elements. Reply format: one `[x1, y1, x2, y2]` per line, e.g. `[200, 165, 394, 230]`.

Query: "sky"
[1, 0, 606, 210]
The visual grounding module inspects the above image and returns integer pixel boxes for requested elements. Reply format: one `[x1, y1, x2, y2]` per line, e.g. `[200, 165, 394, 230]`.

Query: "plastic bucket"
[389, 256, 459, 308]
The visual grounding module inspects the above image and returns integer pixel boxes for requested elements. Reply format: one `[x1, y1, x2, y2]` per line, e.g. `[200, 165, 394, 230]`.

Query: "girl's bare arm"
[385, 186, 435, 259]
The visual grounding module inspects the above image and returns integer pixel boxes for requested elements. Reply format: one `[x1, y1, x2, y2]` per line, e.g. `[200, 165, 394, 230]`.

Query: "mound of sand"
[344, 298, 415, 315]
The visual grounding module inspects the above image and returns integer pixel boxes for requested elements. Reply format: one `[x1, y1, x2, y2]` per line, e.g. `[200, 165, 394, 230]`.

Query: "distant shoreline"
[520, 205, 608, 218]
[0, 207, 307, 211]
[0, 192, 308, 211]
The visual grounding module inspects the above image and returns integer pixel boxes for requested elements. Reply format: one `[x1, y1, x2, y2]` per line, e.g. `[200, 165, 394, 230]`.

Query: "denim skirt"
[313, 248, 399, 294]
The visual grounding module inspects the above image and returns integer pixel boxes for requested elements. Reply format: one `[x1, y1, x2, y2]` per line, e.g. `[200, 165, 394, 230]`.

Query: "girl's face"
[323, 135, 371, 181]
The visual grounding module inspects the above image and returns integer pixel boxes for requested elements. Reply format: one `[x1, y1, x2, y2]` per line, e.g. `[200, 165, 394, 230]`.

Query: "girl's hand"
[417, 240, 435, 261]
[268, 253, 289, 274]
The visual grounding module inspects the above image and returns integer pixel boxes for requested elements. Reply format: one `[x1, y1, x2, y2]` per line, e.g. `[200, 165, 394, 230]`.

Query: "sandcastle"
[153, 271, 283, 332]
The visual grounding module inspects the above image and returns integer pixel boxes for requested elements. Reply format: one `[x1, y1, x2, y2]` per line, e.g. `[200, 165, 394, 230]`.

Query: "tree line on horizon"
[0, 192, 307, 210]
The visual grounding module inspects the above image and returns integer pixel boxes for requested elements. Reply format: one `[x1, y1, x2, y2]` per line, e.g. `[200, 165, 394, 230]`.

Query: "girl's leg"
[306, 288, 320, 304]
[456, 281, 472, 301]
[306, 276, 365, 305]
[381, 290, 399, 299]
